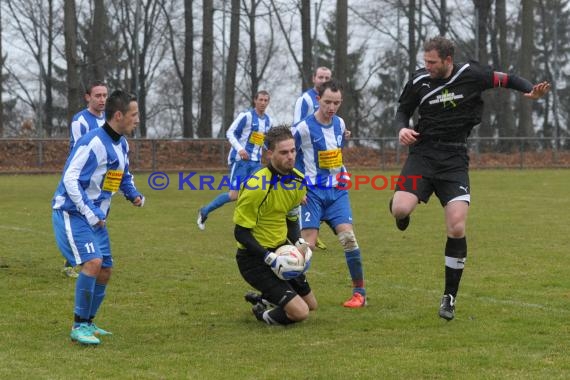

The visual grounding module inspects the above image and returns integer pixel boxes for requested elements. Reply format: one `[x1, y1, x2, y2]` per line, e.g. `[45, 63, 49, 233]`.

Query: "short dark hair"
[424, 36, 455, 60]
[317, 79, 343, 97]
[255, 90, 270, 100]
[265, 125, 293, 151]
[86, 80, 107, 95]
[105, 90, 137, 121]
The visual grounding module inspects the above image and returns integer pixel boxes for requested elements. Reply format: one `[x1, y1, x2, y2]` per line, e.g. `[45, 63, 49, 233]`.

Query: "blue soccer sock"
[202, 192, 232, 216]
[345, 249, 365, 296]
[74, 272, 97, 327]
[89, 283, 107, 322]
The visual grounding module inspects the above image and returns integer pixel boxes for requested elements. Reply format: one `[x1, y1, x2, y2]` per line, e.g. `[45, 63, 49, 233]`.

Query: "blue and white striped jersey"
[226, 108, 272, 164]
[69, 109, 106, 151]
[53, 126, 141, 226]
[294, 114, 347, 188]
[293, 88, 319, 125]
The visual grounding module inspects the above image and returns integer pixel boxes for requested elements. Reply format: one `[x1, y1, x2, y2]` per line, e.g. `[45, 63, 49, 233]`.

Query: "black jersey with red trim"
[397, 60, 498, 142]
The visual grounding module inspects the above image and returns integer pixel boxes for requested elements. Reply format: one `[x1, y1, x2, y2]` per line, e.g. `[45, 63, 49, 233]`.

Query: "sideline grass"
[0, 170, 569, 379]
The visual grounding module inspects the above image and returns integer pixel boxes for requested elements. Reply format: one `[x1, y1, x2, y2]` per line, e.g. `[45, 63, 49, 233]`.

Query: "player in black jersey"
[389, 36, 550, 321]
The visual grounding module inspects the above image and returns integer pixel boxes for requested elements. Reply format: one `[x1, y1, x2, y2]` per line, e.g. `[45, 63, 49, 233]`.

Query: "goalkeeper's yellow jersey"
[233, 166, 305, 250]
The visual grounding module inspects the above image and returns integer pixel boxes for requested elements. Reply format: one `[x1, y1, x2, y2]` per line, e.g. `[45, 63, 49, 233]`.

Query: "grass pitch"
[0, 170, 569, 379]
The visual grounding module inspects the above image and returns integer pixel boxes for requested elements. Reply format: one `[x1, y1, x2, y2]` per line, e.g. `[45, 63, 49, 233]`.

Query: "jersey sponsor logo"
[428, 88, 464, 108]
[102, 169, 124, 192]
[248, 131, 265, 146]
[318, 149, 343, 169]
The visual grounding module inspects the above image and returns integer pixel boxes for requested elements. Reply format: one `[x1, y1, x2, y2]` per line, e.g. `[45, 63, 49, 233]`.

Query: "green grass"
[1, 170, 569, 379]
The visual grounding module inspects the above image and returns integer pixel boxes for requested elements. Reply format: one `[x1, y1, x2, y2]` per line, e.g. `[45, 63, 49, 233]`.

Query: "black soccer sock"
[444, 236, 467, 297]
[264, 307, 296, 326]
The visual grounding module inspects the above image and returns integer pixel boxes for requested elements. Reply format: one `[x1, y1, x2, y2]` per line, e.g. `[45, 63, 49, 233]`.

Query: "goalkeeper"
[233, 125, 316, 325]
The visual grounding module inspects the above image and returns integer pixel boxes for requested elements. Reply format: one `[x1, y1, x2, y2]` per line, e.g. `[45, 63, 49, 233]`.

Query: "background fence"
[1, 137, 569, 174]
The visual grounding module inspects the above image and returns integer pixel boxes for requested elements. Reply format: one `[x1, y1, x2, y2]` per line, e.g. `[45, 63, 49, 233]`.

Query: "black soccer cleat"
[244, 291, 262, 306]
[251, 303, 266, 322]
[438, 294, 456, 321]
[389, 198, 410, 231]
[245, 291, 275, 309]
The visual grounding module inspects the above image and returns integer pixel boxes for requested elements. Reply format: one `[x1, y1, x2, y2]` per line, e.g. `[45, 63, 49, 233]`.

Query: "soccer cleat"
[389, 198, 410, 231]
[439, 294, 456, 321]
[89, 323, 112, 336]
[343, 292, 367, 308]
[244, 291, 262, 305]
[196, 208, 207, 231]
[244, 291, 275, 308]
[70, 323, 100, 345]
[62, 264, 79, 278]
[251, 303, 266, 322]
[315, 237, 327, 250]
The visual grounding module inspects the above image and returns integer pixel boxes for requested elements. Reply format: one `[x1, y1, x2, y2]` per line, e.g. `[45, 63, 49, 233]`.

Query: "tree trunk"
[222, 0, 240, 132]
[474, 0, 493, 139]
[301, 0, 312, 89]
[407, 0, 416, 78]
[44, 0, 54, 137]
[64, 0, 81, 126]
[335, 0, 348, 122]
[495, 0, 517, 151]
[248, 0, 258, 99]
[89, 0, 106, 81]
[518, 0, 534, 138]
[439, 0, 447, 36]
[198, 0, 214, 137]
[0, 3, 4, 137]
[183, 0, 194, 138]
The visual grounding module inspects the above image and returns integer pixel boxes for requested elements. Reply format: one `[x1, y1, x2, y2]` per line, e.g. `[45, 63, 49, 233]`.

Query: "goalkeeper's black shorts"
[236, 248, 311, 307]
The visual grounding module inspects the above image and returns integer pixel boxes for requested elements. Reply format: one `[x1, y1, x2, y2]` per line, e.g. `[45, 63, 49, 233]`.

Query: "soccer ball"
[273, 244, 305, 280]
[275, 244, 305, 267]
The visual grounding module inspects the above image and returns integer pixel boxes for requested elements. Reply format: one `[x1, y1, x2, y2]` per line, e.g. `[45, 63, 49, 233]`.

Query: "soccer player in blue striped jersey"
[294, 80, 367, 308]
[293, 67, 332, 126]
[52, 90, 145, 345]
[293, 67, 332, 251]
[68, 81, 108, 151]
[197, 91, 272, 230]
[62, 81, 108, 278]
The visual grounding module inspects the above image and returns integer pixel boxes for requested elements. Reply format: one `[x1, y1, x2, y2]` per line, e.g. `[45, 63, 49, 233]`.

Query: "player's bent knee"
[338, 230, 359, 251]
[285, 296, 310, 321]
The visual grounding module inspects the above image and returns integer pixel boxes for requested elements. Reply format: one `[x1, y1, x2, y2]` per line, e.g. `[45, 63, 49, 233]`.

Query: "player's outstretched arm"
[524, 81, 551, 100]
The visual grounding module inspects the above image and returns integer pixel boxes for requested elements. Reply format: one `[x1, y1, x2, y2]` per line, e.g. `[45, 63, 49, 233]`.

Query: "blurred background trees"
[0, 0, 568, 148]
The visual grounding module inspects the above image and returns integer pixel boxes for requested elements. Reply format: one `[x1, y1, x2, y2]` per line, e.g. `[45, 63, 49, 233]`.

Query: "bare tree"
[88, 0, 107, 81]
[407, 0, 417, 77]
[494, 0, 516, 147]
[198, 0, 214, 137]
[110, 0, 170, 137]
[301, 0, 312, 89]
[161, 0, 193, 137]
[335, 0, 348, 116]
[64, 0, 81, 126]
[473, 0, 493, 139]
[518, 0, 534, 138]
[0, 3, 4, 137]
[222, 0, 240, 131]
[183, 0, 194, 138]
[242, 0, 275, 100]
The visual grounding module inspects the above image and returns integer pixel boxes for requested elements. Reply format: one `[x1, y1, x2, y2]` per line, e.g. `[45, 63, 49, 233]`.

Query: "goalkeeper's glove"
[295, 238, 312, 274]
[264, 251, 304, 280]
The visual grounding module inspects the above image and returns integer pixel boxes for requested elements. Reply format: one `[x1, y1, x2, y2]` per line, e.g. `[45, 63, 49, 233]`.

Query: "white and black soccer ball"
[273, 244, 305, 280]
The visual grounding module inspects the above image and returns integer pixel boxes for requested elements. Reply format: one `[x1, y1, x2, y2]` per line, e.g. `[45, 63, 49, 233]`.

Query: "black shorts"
[397, 142, 471, 206]
[236, 249, 311, 307]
